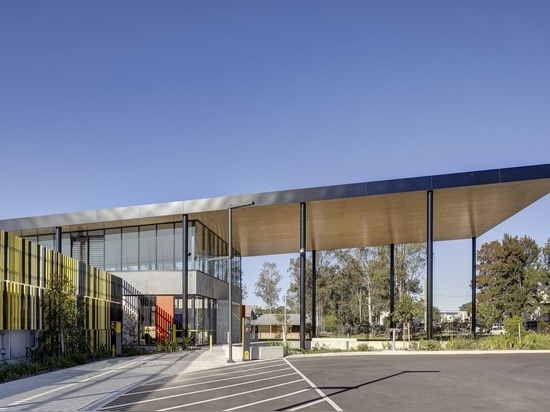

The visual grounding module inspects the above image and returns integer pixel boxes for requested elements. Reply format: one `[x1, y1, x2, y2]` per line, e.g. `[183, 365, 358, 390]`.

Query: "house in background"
[251, 312, 308, 340]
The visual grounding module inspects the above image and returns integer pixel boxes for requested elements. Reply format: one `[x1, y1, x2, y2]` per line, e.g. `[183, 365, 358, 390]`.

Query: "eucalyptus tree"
[254, 262, 282, 313]
[285, 243, 427, 336]
[333, 248, 389, 329]
[328, 251, 363, 336]
[287, 250, 337, 335]
[393, 243, 425, 302]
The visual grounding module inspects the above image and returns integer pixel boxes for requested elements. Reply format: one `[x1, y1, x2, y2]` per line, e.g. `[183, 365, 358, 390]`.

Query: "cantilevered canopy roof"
[1, 164, 550, 257]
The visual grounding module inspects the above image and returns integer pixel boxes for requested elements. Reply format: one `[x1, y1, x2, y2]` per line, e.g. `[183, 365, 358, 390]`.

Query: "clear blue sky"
[1, 1, 549, 311]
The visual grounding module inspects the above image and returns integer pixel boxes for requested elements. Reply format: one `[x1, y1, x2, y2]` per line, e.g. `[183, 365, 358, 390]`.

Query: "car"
[489, 323, 506, 335]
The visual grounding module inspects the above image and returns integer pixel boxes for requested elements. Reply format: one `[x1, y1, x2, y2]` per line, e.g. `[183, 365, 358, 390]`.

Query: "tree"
[254, 262, 282, 312]
[287, 250, 337, 336]
[349, 247, 398, 326]
[540, 238, 550, 319]
[393, 243, 425, 302]
[476, 234, 549, 322]
[432, 306, 442, 324]
[335, 248, 376, 326]
[40, 272, 88, 357]
[286, 245, 426, 337]
[375, 243, 426, 327]
[329, 261, 361, 337]
[241, 283, 248, 301]
[393, 294, 424, 341]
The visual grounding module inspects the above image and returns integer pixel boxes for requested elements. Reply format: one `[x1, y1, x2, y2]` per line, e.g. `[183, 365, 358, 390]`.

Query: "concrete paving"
[0, 345, 230, 411]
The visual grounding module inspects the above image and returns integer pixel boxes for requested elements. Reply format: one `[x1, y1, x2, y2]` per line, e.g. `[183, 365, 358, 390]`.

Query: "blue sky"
[1, 1, 549, 311]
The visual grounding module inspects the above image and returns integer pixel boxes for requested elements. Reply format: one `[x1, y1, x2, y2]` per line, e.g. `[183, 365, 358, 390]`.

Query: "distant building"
[251, 312, 307, 340]
[440, 311, 459, 322]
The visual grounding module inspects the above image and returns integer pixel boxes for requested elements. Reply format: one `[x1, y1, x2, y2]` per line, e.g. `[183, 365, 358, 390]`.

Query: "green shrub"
[90, 343, 109, 360]
[355, 343, 374, 352]
[410, 339, 444, 351]
[181, 335, 193, 350]
[122, 343, 150, 356]
[478, 334, 521, 350]
[0, 361, 47, 383]
[538, 319, 549, 334]
[504, 316, 525, 339]
[69, 352, 91, 365]
[447, 336, 477, 350]
[518, 332, 550, 350]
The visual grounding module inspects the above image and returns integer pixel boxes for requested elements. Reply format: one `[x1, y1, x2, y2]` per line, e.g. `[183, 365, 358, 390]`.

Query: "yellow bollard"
[209, 334, 212, 352]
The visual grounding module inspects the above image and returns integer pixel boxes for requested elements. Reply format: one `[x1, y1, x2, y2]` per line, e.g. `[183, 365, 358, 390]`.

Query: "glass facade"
[23, 220, 243, 346]
[188, 296, 217, 345]
[25, 220, 243, 287]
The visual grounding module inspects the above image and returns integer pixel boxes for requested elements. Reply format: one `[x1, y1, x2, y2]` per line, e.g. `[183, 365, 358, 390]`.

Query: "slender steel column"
[182, 215, 189, 339]
[227, 201, 254, 363]
[426, 190, 434, 340]
[300, 202, 307, 349]
[311, 249, 317, 338]
[390, 244, 395, 329]
[55, 227, 62, 253]
[227, 206, 235, 363]
[471, 236, 477, 336]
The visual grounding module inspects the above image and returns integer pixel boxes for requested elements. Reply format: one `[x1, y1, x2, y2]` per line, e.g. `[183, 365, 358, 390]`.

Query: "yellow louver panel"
[0, 230, 122, 348]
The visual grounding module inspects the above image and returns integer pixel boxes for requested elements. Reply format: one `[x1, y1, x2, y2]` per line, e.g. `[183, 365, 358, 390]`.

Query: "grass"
[434, 332, 550, 351]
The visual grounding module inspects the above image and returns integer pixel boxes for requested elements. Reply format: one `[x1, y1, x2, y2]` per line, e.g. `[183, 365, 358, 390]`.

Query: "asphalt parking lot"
[1, 350, 549, 411]
[98, 352, 550, 411]
[287, 353, 550, 411]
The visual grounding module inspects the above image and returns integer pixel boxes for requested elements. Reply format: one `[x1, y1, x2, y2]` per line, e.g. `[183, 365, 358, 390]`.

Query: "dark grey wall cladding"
[500, 163, 550, 183]
[249, 189, 303, 206]
[431, 169, 500, 189]
[366, 176, 432, 195]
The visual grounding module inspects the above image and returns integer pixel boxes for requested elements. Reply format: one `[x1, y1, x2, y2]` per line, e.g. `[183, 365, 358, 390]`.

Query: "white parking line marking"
[124, 367, 292, 396]
[284, 358, 342, 411]
[288, 397, 330, 411]
[157, 379, 304, 411]
[223, 388, 311, 411]
[165, 360, 289, 383]
[102, 373, 300, 409]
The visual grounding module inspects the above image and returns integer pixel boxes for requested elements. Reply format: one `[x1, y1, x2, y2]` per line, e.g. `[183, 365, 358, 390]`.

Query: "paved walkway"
[0, 345, 230, 411]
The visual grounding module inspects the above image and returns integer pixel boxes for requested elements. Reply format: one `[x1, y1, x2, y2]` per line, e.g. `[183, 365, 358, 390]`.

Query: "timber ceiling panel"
[191, 177, 550, 256]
